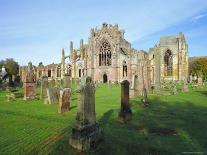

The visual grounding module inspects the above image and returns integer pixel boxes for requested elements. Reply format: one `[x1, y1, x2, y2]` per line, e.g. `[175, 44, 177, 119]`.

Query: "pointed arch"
[99, 39, 112, 66]
[164, 49, 173, 76]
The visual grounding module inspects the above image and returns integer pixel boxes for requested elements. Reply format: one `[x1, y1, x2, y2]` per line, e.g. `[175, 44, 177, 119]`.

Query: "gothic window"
[164, 50, 173, 76]
[122, 61, 127, 77]
[99, 40, 112, 66]
[79, 69, 81, 77]
[48, 70, 51, 77]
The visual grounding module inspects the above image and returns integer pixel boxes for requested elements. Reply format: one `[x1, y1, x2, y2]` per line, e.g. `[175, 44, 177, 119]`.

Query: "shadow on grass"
[34, 97, 207, 155]
[196, 90, 207, 96]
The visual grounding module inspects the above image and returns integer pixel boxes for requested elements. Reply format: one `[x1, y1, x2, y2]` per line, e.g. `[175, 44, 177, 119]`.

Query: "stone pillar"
[69, 76, 102, 151]
[155, 50, 161, 90]
[61, 48, 65, 79]
[80, 39, 84, 59]
[112, 52, 118, 82]
[119, 80, 132, 122]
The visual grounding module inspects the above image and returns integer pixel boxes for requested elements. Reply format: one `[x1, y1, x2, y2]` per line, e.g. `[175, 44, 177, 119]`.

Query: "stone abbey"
[19, 23, 189, 92]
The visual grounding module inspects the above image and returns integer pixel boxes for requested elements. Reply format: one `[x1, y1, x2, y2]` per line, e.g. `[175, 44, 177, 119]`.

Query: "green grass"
[0, 85, 207, 155]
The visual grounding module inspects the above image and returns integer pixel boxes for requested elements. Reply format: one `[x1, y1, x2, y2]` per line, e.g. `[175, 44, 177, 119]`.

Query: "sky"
[0, 0, 207, 66]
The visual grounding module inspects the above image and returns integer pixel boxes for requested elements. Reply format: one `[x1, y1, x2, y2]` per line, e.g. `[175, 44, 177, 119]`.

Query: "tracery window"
[99, 40, 112, 66]
[164, 50, 173, 76]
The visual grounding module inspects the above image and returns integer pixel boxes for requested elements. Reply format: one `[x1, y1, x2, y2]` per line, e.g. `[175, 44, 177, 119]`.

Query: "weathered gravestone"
[197, 77, 203, 86]
[50, 78, 56, 87]
[45, 87, 60, 104]
[141, 87, 150, 107]
[58, 88, 71, 113]
[24, 62, 36, 100]
[62, 74, 71, 88]
[69, 76, 102, 151]
[40, 76, 48, 99]
[119, 80, 132, 122]
[130, 75, 138, 98]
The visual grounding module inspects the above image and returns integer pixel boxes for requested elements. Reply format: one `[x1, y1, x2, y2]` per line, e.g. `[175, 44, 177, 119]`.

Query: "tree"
[0, 58, 19, 75]
[5, 58, 19, 76]
[38, 62, 43, 67]
[189, 57, 207, 80]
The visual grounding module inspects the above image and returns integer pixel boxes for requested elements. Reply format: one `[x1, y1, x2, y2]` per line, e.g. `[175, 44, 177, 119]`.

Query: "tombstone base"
[118, 108, 132, 123]
[69, 123, 102, 151]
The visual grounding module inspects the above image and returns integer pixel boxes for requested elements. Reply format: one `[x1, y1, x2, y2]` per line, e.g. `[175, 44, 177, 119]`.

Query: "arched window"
[99, 40, 112, 66]
[164, 50, 173, 76]
[123, 61, 127, 77]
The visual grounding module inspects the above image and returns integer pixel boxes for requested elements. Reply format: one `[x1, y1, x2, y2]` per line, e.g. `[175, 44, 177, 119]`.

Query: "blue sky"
[0, 0, 207, 66]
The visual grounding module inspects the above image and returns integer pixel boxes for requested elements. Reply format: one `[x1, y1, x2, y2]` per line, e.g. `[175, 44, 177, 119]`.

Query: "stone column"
[155, 49, 161, 90]
[61, 48, 65, 79]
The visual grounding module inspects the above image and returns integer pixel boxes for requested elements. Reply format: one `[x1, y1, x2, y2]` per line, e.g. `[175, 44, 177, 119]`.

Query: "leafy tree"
[189, 57, 207, 80]
[0, 58, 19, 75]
[5, 58, 19, 76]
[38, 62, 44, 67]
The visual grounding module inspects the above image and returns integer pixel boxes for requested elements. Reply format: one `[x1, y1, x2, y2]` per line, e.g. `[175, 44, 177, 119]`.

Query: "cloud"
[191, 13, 207, 22]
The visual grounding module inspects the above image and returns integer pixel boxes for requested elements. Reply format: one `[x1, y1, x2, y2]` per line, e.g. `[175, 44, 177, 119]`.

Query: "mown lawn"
[0, 84, 207, 155]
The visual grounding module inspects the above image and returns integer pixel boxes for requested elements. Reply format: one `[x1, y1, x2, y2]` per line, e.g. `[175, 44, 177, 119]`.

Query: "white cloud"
[191, 13, 207, 22]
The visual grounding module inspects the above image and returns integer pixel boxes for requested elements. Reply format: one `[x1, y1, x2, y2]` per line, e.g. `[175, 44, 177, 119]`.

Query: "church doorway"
[103, 74, 108, 83]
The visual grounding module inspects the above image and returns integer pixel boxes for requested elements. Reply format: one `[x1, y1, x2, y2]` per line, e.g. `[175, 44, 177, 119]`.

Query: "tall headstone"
[45, 87, 60, 104]
[197, 76, 203, 86]
[130, 75, 138, 98]
[70, 76, 102, 151]
[119, 80, 132, 122]
[23, 62, 36, 100]
[58, 88, 70, 113]
[40, 76, 48, 99]
[141, 87, 150, 107]
[62, 74, 71, 88]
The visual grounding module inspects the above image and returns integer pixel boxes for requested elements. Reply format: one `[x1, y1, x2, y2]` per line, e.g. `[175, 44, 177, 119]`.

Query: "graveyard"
[0, 83, 207, 154]
[1, 1, 207, 154]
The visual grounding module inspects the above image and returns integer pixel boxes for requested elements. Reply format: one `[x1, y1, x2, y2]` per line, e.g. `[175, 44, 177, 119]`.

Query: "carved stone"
[69, 76, 102, 151]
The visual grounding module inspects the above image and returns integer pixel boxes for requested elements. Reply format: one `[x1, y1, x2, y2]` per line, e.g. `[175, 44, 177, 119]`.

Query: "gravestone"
[40, 76, 48, 99]
[141, 87, 150, 107]
[58, 88, 70, 113]
[24, 62, 36, 100]
[119, 80, 132, 122]
[62, 74, 71, 88]
[45, 87, 60, 104]
[197, 77, 203, 86]
[69, 76, 102, 151]
[130, 75, 138, 98]
[50, 78, 56, 87]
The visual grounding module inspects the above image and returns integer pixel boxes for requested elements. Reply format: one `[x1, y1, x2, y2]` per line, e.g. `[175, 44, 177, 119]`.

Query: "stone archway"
[103, 74, 108, 83]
